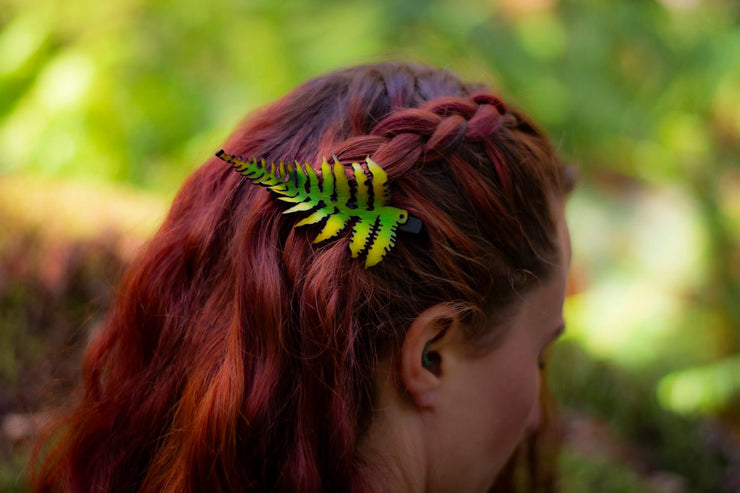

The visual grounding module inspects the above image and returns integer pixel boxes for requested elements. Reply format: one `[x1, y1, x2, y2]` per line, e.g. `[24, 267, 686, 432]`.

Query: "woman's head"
[32, 62, 571, 492]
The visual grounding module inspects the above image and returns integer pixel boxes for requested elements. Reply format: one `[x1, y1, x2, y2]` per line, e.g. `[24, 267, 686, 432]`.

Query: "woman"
[32, 62, 572, 492]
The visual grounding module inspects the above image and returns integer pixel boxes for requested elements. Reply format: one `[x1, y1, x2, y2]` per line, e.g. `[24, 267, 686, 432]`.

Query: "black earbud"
[421, 318, 451, 372]
[422, 340, 435, 368]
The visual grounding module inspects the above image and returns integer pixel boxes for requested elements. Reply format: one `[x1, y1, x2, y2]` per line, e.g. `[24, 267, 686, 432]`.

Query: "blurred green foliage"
[559, 450, 654, 493]
[1, 0, 739, 490]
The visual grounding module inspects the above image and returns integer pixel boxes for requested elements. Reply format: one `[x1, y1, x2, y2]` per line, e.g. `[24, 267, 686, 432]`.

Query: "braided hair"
[32, 63, 569, 493]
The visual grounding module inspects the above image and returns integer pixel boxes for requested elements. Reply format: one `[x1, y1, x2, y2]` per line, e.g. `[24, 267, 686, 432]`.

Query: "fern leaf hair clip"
[216, 150, 422, 268]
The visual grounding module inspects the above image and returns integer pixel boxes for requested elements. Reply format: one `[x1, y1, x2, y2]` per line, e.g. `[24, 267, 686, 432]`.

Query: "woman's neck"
[356, 369, 428, 493]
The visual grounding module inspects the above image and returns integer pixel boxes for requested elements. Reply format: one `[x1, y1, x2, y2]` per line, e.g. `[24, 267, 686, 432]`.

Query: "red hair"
[31, 63, 570, 492]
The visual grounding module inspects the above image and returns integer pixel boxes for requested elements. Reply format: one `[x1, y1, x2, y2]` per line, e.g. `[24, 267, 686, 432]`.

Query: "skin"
[358, 206, 571, 492]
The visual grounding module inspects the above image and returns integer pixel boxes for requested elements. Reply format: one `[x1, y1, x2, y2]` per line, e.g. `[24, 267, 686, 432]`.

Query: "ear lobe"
[400, 304, 458, 408]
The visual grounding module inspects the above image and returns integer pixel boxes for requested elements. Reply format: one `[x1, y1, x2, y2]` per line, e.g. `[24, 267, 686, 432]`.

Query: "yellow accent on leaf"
[349, 218, 373, 258]
[282, 201, 314, 214]
[313, 213, 350, 243]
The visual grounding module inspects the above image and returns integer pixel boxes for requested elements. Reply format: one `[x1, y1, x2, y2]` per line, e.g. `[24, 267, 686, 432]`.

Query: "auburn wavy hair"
[31, 63, 571, 492]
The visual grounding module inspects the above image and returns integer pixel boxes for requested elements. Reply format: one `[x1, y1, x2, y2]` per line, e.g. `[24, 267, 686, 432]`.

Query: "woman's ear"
[400, 303, 459, 408]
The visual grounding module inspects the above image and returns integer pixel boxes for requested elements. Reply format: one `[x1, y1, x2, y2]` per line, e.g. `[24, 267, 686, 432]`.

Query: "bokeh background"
[1, 0, 739, 491]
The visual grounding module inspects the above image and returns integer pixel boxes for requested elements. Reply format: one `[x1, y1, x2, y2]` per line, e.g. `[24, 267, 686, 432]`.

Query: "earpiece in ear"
[421, 319, 447, 376]
[421, 341, 442, 375]
[402, 309, 455, 405]
[422, 340, 434, 368]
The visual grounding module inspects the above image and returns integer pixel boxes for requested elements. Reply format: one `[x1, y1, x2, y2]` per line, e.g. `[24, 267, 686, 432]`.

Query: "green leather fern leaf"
[216, 150, 413, 268]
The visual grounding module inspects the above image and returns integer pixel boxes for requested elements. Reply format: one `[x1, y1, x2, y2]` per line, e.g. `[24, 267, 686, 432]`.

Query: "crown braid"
[332, 93, 512, 192]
